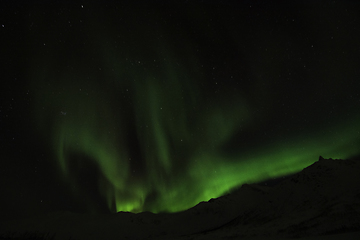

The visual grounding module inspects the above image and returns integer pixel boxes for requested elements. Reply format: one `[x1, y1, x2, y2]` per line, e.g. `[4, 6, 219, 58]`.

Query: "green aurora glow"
[31, 65, 360, 213]
[29, 7, 360, 214]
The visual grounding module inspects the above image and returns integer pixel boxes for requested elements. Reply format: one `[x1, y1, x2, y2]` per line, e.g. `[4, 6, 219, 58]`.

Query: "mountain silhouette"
[1, 157, 360, 240]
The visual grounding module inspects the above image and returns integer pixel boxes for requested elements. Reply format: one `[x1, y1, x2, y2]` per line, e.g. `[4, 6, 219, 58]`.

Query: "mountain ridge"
[1, 157, 360, 240]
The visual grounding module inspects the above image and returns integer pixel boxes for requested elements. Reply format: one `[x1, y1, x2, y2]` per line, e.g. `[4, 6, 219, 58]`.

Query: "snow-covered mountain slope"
[183, 157, 360, 239]
[1, 157, 360, 240]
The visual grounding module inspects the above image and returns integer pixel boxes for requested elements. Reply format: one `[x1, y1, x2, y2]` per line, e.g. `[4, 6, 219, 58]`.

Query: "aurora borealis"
[1, 1, 360, 218]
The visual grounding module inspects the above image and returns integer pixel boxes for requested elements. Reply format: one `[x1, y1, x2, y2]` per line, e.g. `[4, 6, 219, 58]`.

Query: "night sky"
[1, 1, 360, 221]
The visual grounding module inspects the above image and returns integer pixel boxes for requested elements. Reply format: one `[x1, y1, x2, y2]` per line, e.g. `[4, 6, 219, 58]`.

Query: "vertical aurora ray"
[29, 7, 360, 214]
